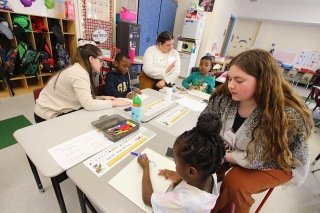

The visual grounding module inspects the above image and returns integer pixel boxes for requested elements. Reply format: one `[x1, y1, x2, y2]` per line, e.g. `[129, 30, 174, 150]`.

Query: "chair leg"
[255, 188, 274, 213]
[312, 153, 320, 165]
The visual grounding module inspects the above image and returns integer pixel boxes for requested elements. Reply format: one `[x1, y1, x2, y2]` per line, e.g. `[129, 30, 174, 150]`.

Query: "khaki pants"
[212, 166, 292, 213]
[139, 71, 160, 90]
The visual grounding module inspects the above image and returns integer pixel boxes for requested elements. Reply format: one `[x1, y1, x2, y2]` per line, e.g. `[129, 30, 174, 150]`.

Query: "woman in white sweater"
[139, 31, 181, 90]
[34, 44, 130, 123]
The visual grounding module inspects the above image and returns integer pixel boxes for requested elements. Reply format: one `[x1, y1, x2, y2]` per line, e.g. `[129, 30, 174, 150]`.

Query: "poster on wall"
[3, 0, 65, 18]
[81, 0, 113, 49]
[86, 0, 110, 21]
[199, 0, 215, 12]
[292, 50, 320, 71]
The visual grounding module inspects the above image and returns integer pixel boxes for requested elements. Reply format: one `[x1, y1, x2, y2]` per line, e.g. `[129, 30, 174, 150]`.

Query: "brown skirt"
[139, 71, 160, 90]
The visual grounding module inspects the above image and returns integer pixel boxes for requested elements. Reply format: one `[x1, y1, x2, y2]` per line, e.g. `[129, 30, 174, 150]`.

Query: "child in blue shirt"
[104, 53, 140, 98]
[182, 56, 215, 94]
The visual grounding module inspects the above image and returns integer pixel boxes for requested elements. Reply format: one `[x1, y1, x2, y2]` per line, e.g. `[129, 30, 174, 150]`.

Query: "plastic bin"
[91, 114, 139, 142]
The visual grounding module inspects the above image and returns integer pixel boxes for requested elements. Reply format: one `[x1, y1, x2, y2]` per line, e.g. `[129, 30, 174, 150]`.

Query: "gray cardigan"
[201, 94, 310, 185]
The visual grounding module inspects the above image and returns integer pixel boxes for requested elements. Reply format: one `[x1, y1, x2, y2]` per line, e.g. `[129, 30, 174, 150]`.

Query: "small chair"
[95, 83, 105, 96]
[284, 70, 298, 85]
[311, 153, 320, 174]
[215, 202, 235, 213]
[295, 72, 313, 88]
[255, 188, 274, 213]
[33, 87, 43, 103]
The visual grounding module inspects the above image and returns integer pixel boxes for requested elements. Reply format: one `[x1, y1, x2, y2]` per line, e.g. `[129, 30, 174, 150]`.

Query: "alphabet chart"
[83, 127, 156, 177]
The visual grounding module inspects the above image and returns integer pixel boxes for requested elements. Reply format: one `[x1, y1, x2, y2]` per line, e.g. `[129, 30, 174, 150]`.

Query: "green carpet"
[0, 115, 32, 150]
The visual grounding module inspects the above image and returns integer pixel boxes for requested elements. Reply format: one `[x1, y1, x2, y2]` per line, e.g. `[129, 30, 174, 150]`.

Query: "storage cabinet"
[137, 0, 177, 55]
[0, 9, 76, 97]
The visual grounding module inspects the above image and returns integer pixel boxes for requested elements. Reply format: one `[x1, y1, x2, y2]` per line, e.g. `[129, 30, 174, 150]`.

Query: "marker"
[130, 151, 156, 167]
[130, 151, 142, 158]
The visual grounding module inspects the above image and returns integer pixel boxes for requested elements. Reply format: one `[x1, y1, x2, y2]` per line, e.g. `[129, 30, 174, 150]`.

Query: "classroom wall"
[172, 0, 320, 65]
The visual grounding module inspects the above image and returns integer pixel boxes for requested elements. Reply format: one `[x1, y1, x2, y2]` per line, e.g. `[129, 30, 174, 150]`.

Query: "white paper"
[137, 94, 149, 102]
[109, 148, 175, 213]
[143, 99, 171, 116]
[84, 127, 156, 177]
[188, 90, 210, 100]
[48, 130, 113, 170]
[156, 105, 190, 127]
[176, 97, 207, 112]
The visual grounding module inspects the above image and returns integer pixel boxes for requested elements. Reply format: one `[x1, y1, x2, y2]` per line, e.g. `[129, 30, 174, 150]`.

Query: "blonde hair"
[213, 49, 313, 170]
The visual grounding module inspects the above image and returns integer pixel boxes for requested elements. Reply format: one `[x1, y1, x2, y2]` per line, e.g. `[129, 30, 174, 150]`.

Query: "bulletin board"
[80, 0, 113, 49]
[292, 50, 320, 71]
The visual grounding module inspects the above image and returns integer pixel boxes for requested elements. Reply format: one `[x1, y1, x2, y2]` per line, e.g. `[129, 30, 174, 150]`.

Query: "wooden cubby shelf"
[0, 9, 77, 97]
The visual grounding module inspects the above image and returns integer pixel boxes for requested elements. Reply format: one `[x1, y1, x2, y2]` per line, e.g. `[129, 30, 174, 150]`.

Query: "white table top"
[13, 108, 129, 177]
[116, 88, 180, 122]
[67, 123, 176, 213]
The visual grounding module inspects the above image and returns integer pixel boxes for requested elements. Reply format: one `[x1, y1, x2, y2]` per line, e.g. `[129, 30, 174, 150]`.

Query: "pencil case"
[91, 114, 139, 142]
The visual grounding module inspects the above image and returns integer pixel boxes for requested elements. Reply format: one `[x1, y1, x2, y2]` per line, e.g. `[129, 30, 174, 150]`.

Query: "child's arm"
[137, 154, 153, 207]
[182, 73, 194, 89]
[207, 76, 215, 94]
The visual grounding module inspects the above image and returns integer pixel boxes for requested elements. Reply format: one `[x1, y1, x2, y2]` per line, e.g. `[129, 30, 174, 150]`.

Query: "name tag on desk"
[223, 129, 236, 147]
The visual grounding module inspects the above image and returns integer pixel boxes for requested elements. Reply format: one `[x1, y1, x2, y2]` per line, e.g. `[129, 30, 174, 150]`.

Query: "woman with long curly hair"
[204, 49, 313, 213]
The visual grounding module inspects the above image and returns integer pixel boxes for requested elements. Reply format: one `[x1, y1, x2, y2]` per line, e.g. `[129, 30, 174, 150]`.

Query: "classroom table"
[116, 88, 180, 122]
[66, 123, 177, 213]
[13, 108, 129, 213]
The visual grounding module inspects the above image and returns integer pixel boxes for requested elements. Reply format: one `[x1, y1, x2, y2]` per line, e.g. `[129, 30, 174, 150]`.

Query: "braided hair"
[174, 113, 225, 177]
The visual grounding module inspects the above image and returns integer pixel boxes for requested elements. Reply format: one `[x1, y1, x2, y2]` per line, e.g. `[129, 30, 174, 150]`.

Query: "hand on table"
[111, 98, 131, 107]
[158, 169, 182, 184]
[156, 80, 166, 89]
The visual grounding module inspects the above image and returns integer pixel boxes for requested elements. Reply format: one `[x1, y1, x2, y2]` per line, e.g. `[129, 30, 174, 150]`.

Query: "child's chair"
[255, 188, 274, 213]
[295, 72, 313, 88]
[311, 153, 320, 174]
[284, 70, 298, 85]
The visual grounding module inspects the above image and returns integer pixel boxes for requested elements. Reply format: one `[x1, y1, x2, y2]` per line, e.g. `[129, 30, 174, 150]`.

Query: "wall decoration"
[273, 50, 296, 64]
[199, 0, 215, 12]
[20, 0, 36, 7]
[85, 0, 110, 21]
[44, 0, 54, 9]
[92, 29, 108, 43]
[81, 0, 113, 49]
[0, 0, 13, 11]
[292, 50, 320, 71]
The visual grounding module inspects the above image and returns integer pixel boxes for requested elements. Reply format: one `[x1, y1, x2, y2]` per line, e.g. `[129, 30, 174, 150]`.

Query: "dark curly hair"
[174, 113, 225, 177]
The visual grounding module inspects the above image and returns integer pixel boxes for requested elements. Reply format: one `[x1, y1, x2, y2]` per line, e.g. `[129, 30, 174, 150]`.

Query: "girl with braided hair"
[137, 113, 225, 212]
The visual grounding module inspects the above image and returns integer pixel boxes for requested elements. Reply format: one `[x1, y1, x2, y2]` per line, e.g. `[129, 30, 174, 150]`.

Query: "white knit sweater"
[142, 45, 181, 83]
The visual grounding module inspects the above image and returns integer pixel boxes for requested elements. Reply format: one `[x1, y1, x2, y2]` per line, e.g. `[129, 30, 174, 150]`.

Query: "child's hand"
[97, 96, 115, 100]
[188, 85, 196, 90]
[158, 169, 182, 184]
[111, 98, 131, 107]
[137, 154, 150, 169]
[132, 88, 142, 94]
[126, 92, 133, 99]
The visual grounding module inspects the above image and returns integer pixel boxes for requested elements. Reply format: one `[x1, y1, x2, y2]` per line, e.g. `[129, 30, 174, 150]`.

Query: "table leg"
[26, 155, 44, 193]
[51, 172, 68, 213]
[76, 187, 87, 213]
